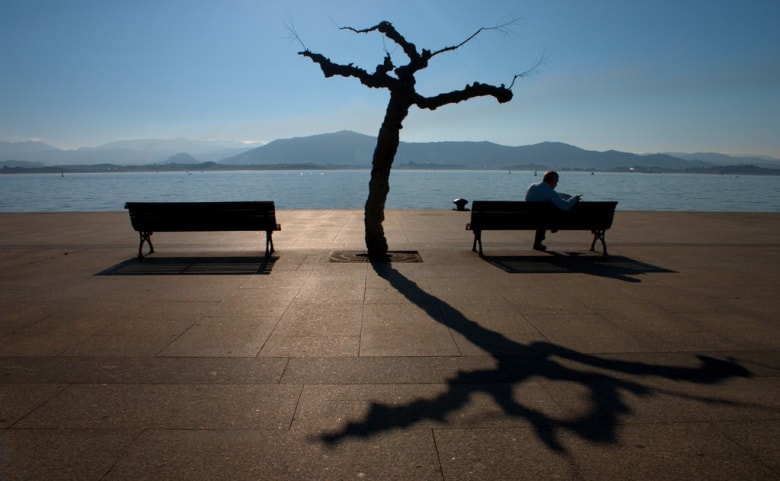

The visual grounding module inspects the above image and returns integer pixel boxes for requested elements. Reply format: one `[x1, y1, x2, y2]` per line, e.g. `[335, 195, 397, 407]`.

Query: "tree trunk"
[365, 95, 409, 260]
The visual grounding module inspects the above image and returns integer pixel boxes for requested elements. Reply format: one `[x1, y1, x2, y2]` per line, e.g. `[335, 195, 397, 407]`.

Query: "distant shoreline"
[2, 162, 779, 176]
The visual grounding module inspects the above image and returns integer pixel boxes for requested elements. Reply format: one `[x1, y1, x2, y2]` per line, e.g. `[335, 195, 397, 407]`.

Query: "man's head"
[542, 170, 559, 188]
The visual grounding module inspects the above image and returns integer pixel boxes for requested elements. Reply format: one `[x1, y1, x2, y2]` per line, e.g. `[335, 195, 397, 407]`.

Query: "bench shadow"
[482, 253, 675, 282]
[316, 262, 751, 454]
[96, 255, 277, 276]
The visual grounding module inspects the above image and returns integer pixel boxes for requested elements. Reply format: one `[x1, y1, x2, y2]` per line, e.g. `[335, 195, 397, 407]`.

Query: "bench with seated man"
[466, 171, 617, 256]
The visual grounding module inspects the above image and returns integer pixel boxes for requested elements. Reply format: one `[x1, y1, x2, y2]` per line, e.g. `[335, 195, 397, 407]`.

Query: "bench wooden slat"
[466, 201, 618, 255]
[124, 201, 281, 259]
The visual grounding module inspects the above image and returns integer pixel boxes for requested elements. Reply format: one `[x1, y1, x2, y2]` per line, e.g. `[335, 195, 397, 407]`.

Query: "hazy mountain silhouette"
[222, 130, 717, 171]
[0, 140, 58, 156]
[2, 131, 779, 171]
[164, 152, 199, 164]
[94, 138, 247, 151]
[0, 138, 252, 166]
[666, 151, 778, 166]
[223, 130, 376, 166]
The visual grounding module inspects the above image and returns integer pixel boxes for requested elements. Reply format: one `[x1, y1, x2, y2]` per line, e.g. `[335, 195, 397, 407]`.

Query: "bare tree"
[299, 21, 528, 260]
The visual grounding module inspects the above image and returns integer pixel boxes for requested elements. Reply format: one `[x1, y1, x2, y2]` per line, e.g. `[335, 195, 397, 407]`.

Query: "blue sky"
[2, 0, 779, 157]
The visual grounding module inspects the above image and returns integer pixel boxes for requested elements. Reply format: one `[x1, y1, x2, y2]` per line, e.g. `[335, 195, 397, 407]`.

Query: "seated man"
[524, 170, 580, 251]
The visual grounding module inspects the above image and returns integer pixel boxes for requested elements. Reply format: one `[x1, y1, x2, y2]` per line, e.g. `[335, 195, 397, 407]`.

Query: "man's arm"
[549, 192, 579, 211]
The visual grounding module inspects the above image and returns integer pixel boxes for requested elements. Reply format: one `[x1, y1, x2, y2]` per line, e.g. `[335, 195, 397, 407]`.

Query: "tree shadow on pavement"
[317, 262, 751, 453]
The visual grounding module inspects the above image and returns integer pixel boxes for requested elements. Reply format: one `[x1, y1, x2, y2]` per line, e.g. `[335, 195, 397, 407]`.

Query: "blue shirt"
[525, 181, 578, 211]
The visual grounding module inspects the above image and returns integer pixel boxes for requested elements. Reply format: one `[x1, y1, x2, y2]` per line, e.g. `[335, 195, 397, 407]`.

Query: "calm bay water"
[1, 170, 779, 212]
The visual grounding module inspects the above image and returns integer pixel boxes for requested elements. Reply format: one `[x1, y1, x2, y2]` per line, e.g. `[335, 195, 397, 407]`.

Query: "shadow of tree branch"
[317, 262, 751, 453]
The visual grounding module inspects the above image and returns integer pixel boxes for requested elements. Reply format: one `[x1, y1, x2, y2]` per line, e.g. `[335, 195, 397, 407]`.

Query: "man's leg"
[533, 229, 547, 251]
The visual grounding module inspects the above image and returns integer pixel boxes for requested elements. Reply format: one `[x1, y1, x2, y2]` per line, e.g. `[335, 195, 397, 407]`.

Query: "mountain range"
[0, 137, 252, 168]
[2, 130, 779, 173]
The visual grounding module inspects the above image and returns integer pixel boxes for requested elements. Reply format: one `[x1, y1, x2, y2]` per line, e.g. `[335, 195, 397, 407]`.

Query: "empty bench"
[124, 201, 281, 259]
[466, 201, 618, 256]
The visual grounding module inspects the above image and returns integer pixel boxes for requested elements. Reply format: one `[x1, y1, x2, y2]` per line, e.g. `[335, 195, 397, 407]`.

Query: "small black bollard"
[453, 198, 469, 211]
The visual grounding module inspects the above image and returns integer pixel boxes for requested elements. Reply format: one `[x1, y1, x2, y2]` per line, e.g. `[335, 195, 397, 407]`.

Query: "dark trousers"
[534, 229, 546, 246]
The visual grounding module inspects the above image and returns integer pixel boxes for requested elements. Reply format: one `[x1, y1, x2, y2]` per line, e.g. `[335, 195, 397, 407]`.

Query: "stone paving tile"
[503, 287, 600, 312]
[582, 302, 702, 333]
[294, 282, 367, 304]
[159, 315, 279, 357]
[104, 428, 442, 481]
[713, 420, 780, 473]
[93, 300, 216, 336]
[556, 422, 779, 481]
[281, 356, 501, 385]
[0, 429, 140, 481]
[272, 301, 363, 337]
[522, 310, 650, 353]
[434, 427, 576, 480]
[14, 384, 303, 430]
[634, 329, 745, 352]
[360, 308, 462, 357]
[434, 423, 779, 481]
[0, 319, 97, 356]
[63, 334, 178, 357]
[0, 384, 66, 428]
[208, 286, 299, 318]
[259, 334, 360, 357]
[719, 327, 780, 350]
[658, 376, 780, 422]
[0, 357, 290, 384]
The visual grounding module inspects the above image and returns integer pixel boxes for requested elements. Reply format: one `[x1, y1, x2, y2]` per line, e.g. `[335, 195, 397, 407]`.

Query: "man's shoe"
[533, 243, 547, 251]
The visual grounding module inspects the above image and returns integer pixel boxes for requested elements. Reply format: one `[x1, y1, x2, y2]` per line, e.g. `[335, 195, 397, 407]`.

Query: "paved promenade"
[1, 209, 779, 480]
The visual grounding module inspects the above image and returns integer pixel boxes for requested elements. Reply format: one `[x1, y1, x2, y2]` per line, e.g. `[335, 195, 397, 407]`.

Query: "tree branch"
[414, 82, 513, 111]
[341, 21, 421, 63]
[298, 50, 395, 89]
[429, 19, 518, 59]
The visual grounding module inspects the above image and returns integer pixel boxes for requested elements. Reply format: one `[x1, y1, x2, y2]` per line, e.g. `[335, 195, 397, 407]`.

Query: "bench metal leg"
[137, 231, 154, 259]
[590, 229, 608, 256]
[264, 230, 275, 257]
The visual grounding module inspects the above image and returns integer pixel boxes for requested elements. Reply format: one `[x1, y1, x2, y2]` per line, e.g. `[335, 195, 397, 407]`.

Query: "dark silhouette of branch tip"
[508, 51, 547, 89]
[284, 18, 308, 52]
